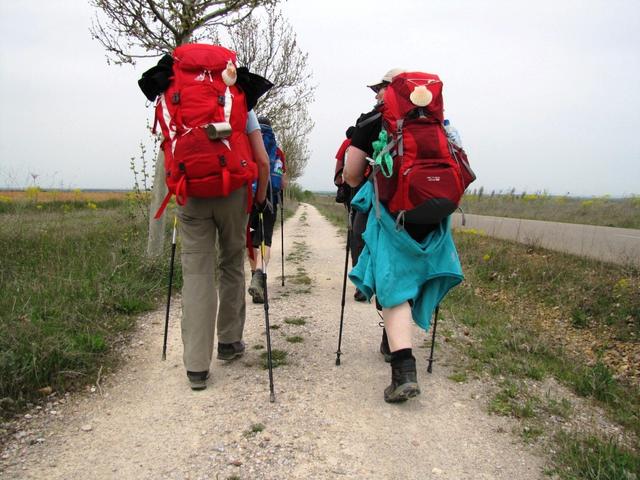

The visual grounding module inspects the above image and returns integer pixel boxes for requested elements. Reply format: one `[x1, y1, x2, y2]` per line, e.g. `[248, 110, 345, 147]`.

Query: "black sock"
[251, 270, 256, 276]
[390, 348, 413, 362]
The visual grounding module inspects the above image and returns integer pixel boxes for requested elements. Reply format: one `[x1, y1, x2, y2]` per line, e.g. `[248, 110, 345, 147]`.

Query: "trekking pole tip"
[162, 352, 166, 361]
[335, 354, 341, 366]
[270, 392, 276, 403]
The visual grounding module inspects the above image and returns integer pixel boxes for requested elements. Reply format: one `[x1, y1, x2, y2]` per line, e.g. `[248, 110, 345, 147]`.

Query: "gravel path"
[1, 203, 546, 479]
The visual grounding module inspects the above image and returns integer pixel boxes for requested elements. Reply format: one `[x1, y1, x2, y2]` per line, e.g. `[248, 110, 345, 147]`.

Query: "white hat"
[367, 68, 406, 92]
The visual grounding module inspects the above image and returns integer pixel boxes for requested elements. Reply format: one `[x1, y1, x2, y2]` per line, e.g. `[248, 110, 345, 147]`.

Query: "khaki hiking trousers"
[177, 188, 248, 373]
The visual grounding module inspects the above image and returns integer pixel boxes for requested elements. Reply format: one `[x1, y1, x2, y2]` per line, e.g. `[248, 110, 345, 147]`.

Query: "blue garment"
[348, 182, 464, 331]
[251, 123, 283, 204]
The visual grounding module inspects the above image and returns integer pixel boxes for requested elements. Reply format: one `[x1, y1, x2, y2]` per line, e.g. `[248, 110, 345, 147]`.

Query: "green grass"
[284, 317, 307, 326]
[286, 240, 311, 263]
[447, 371, 468, 383]
[310, 195, 349, 233]
[445, 232, 640, 476]
[488, 380, 538, 419]
[446, 280, 640, 436]
[460, 192, 640, 229]
[243, 422, 265, 437]
[0, 199, 177, 414]
[552, 432, 640, 480]
[286, 336, 304, 343]
[291, 270, 312, 285]
[260, 349, 288, 369]
[456, 229, 639, 341]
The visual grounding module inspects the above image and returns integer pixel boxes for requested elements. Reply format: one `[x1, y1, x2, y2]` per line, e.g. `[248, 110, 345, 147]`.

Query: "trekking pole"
[427, 305, 440, 373]
[259, 212, 276, 402]
[335, 205, 352, 366]
[280, 189, 285, 286]
[162, 216, 178, 361]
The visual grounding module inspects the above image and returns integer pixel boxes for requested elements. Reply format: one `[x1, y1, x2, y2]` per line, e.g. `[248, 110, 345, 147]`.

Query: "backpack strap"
[394, 211, 406, 231]
[154, 192, 172, 219]
[356, 112, 382, 129]
[369, 162, 383, 221]
[396, 119, 404, 157]
[153, 175, 187, 220]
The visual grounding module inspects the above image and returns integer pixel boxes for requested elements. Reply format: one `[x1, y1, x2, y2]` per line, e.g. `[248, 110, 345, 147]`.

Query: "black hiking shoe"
[384, 355, 420, 403]
[380, 329, 392, 363]
[248, 270, 265, 304]
[217, 341, 246, 361]
[187, 370, 209, 391]
[354, 289, 367, 302]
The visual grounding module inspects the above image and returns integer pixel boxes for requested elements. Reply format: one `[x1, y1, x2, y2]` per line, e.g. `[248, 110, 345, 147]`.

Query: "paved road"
[451, 213, 640, 267]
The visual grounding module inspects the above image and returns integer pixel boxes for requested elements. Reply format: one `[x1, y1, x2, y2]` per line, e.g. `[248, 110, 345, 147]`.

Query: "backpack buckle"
[218, 95, 225, 106]
[218, 155, 227, 167]
[172, 92, 180, 104]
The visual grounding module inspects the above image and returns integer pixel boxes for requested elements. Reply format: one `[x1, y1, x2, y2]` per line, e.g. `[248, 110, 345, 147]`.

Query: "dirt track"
[1, 203, 545, 479]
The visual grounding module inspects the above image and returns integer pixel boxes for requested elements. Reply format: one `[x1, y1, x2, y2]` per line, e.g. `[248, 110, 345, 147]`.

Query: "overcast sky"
[1, 0, 639, 196]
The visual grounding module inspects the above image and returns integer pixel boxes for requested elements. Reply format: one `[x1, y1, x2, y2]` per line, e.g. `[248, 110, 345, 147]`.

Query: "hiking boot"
[354, 289, 367, 302]
[384, 355, 421, 403]
[248, 270, 265, 304]
[380, 329, 392, 363]
[187, 370, 209, 391]
[217, 341, 246, 361]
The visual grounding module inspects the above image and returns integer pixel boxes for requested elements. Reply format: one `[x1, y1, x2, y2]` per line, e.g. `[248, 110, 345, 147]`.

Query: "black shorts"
[250, 203, 278, 247]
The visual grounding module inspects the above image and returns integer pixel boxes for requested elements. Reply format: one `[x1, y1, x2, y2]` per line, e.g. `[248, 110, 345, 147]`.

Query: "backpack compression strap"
[153, 176, 187, 219]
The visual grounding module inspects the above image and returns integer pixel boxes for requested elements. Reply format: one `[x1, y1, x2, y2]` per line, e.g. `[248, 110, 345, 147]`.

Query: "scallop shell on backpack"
[409, 85, 433, 107]
[222, 60, 237, 86]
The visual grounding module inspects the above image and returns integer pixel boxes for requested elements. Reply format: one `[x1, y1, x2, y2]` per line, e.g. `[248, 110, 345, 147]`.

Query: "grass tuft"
[552, 432, 640, 480]
[260, 349, 288, 369]
[284, 317, 307, 326]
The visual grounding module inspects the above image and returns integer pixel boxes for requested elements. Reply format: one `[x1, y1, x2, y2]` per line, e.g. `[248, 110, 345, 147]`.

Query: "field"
[460, 192, 640, 229]
[0, 193, 170, 413]
[0, 189, 130, 203]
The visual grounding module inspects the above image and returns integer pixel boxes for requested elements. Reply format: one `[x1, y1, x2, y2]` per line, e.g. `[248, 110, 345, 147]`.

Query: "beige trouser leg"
[178, 188, 248, 373]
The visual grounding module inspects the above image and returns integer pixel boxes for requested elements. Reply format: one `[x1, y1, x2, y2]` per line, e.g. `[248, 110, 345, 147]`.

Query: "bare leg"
[249, 246, 271, 271]
[383, 302, 413, 351]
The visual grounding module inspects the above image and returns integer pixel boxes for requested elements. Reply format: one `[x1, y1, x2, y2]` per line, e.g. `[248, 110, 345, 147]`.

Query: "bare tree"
[90, 0, 276, 65]
[90, 0, 278, 256]
[218, 7, 314, 183]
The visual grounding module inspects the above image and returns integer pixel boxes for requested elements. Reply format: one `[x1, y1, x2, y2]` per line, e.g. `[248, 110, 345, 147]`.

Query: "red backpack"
[153, 43, 257, 218]
[372, 72, 475, 225]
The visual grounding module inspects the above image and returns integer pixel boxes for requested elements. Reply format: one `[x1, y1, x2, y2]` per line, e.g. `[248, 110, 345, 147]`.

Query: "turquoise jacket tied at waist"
[348, 181, 464, 331]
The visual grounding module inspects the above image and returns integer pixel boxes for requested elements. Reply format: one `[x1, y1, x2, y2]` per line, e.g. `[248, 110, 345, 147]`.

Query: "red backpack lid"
[173, 43, 237, 71]
[384, 72, 444, 122]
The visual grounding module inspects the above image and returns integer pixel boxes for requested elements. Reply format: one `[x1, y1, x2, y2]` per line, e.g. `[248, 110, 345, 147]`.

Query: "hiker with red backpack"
[138, 44, 274, 391]
[247, 116, 287, 304]
[343, 68, 474, 403]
